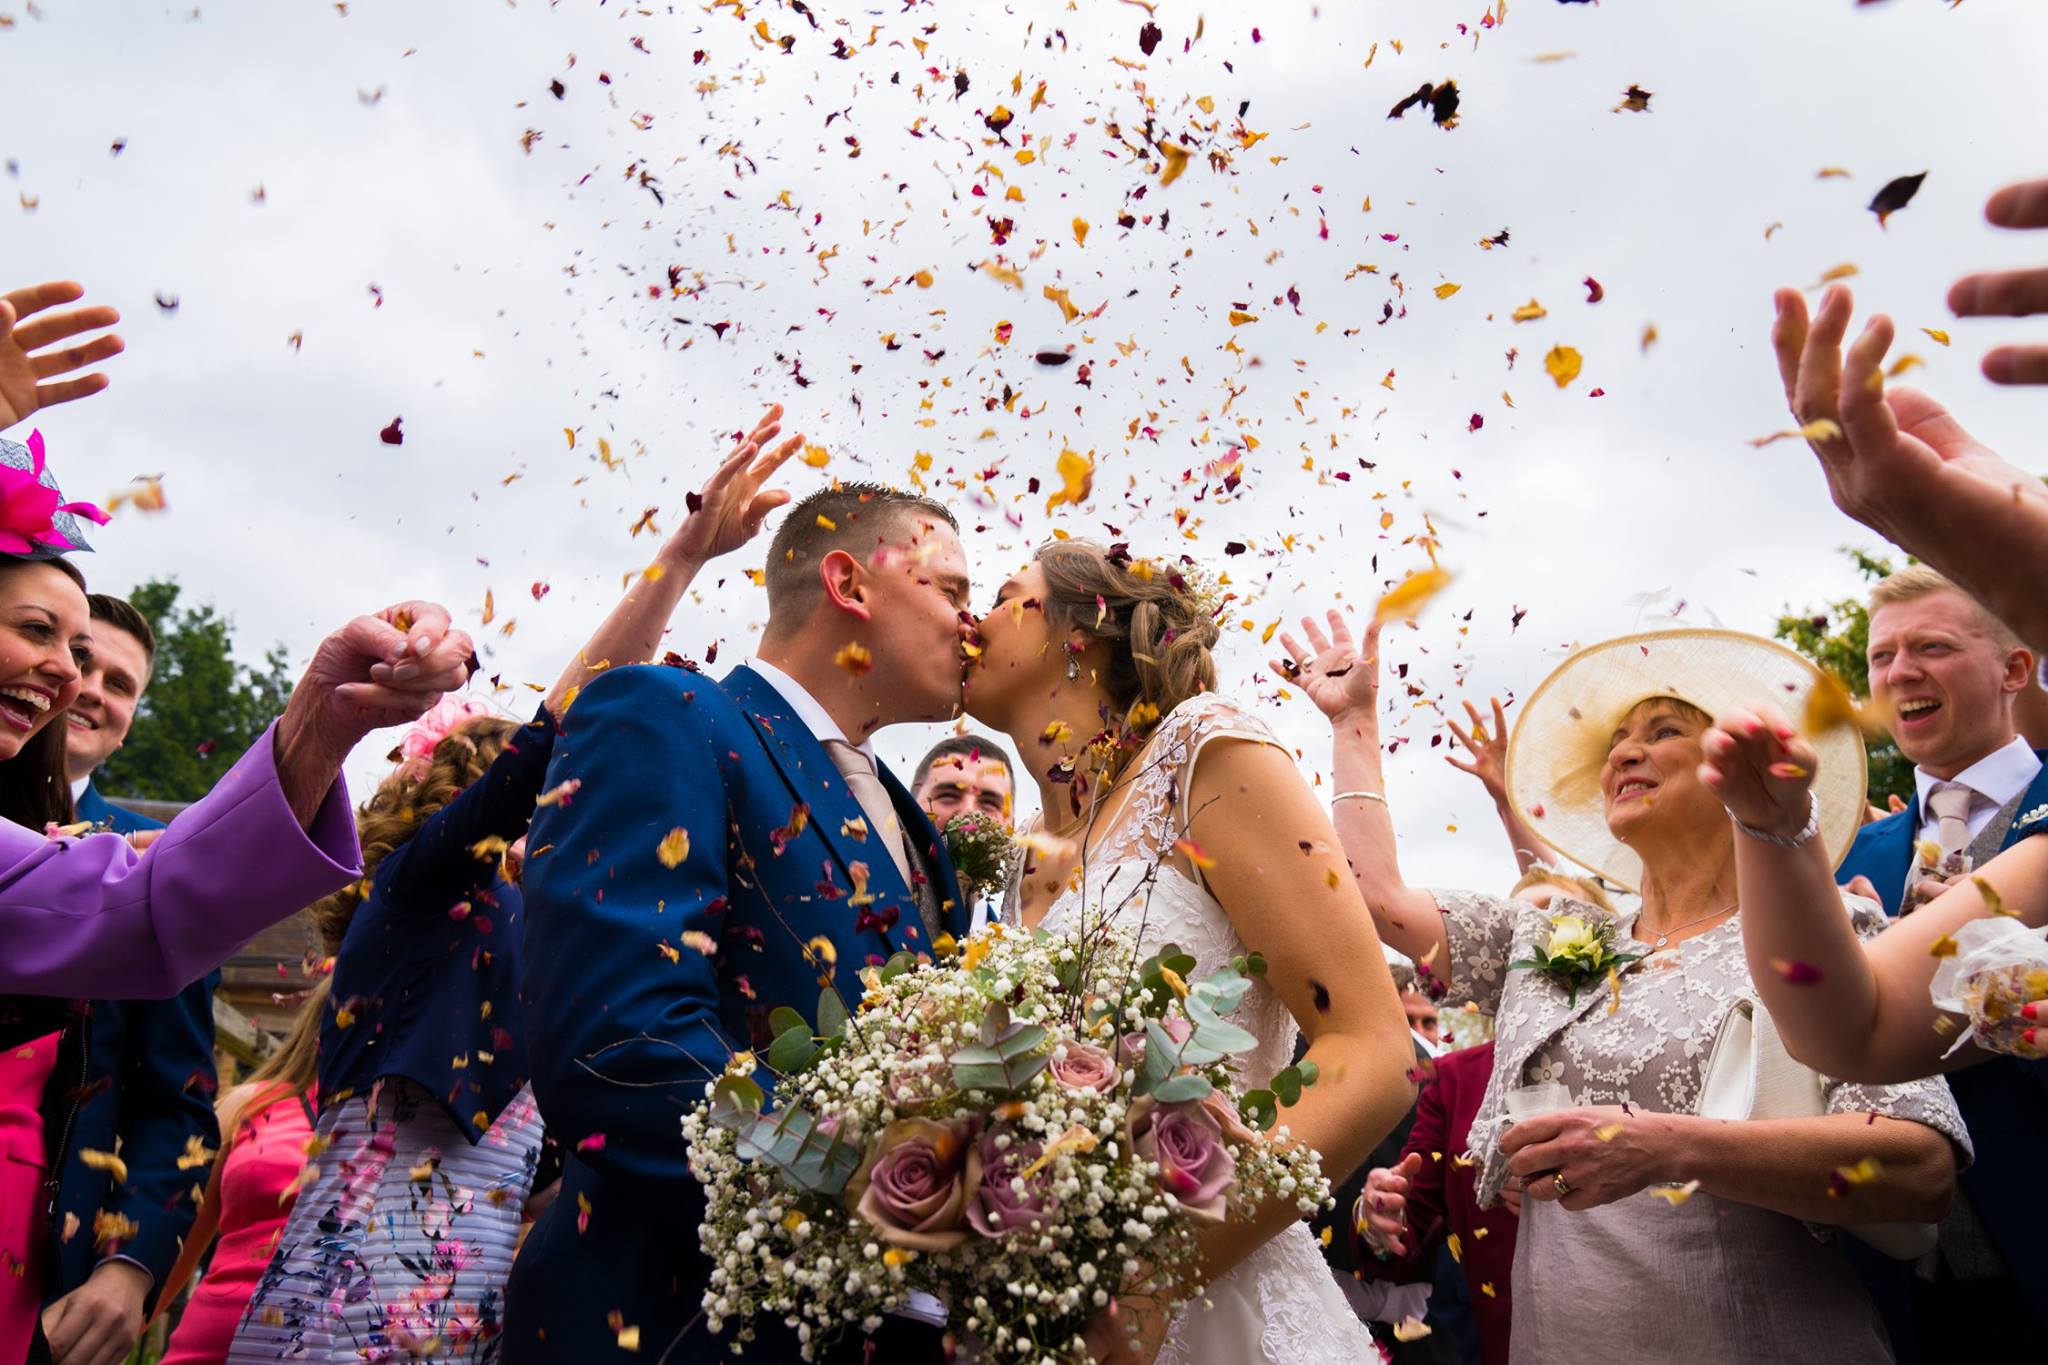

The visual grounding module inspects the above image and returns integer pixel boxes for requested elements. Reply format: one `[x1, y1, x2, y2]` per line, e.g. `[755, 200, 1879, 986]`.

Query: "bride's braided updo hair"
[1036, 539, 1221, 727]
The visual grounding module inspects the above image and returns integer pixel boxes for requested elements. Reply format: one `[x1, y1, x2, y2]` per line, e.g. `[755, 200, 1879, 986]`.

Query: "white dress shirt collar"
[70, 773, 92, 802]
[1913, 734, 2042, 839]
[744, 657, 876, 760]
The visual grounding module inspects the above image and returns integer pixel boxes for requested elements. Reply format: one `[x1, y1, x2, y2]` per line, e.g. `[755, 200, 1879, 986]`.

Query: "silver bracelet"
[1333, 790, 1388, 806]
[1731, 791, 1820, 848]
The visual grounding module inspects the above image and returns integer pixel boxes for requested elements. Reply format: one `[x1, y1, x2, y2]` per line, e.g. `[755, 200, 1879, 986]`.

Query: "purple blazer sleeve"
[0, 722, 361, 999]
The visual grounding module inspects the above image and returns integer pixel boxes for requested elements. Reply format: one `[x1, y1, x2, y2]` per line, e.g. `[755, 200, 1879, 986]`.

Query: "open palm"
[1272, 609, 1380, 722]
[0, 282, 124, 432]
[664, 405, 803, 566]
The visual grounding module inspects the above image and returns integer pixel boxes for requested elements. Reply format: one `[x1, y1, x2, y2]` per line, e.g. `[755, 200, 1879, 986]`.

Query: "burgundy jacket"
[1356, 1041, 1518, 1365]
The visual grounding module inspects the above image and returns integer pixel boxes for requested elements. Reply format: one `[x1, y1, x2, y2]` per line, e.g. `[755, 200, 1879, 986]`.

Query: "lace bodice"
[1432, 887, 1973, 1208]
[1014, 695, 1300, 1085]
[1002, 694, 1373, 1365]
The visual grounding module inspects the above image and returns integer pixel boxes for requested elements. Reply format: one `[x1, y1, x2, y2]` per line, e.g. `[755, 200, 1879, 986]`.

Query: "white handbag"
[1698, 998, 1938, 1261]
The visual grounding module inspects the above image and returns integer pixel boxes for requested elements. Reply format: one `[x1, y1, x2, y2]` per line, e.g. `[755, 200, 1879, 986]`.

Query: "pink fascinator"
[0, 430, 111, 560]
[395, 696, 499, 780]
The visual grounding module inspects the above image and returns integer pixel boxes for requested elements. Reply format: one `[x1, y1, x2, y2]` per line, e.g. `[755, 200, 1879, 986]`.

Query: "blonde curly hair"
[310, 714, 522, 953]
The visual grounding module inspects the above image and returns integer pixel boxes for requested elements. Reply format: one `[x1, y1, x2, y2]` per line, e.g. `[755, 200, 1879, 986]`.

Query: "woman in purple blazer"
[0, 284, 475, 1360]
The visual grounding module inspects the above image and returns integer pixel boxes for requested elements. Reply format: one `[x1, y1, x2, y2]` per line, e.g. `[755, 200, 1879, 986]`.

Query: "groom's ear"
[818, 549, 872, 622]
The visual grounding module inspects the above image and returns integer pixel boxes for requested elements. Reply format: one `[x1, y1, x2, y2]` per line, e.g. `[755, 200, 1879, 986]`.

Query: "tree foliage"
[98, 578, 295, 802]
[1772, 548, 1914, 805]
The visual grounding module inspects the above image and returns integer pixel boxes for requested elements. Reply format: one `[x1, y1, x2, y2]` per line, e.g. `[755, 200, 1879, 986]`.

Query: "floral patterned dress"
[1432, 887, 1971, 1364]
[225, 1079, 544, 1363]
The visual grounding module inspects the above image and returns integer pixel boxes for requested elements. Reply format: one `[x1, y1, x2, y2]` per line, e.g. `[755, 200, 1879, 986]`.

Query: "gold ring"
[1552, 1172, 1574, 1197]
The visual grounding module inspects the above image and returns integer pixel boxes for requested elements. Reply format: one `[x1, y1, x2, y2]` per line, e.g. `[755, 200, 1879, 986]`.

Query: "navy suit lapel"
[1857, 811, 1917, 918]
[1996, 751, 2048, 854]
[721, 666, 927, 959]
[76, 781, 109, 826]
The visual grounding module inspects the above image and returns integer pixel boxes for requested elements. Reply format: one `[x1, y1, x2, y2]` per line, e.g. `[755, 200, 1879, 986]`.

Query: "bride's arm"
[1178, 736, 1420, 1286]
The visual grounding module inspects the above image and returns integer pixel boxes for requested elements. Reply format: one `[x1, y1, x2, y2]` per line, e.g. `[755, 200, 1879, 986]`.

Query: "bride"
[964, 539, 1419, 1364]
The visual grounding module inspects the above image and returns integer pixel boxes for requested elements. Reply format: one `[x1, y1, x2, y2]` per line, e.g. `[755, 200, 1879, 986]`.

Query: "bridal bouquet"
[682, 922, 1331, 1361]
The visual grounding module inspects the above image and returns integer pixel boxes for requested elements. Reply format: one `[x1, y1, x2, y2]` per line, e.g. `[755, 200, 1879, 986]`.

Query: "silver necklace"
[1640, 901, 1737, 950]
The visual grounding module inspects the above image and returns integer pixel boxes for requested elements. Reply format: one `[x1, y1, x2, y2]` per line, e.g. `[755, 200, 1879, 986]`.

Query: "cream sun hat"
[1503, 629, 1867, 893]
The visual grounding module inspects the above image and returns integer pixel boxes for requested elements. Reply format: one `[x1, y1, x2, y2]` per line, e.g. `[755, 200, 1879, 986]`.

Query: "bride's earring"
[1065, 643, 1081, 682]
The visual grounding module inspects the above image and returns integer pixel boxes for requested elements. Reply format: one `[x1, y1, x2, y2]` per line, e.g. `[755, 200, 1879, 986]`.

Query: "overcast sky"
[6, 0, 2045, 896]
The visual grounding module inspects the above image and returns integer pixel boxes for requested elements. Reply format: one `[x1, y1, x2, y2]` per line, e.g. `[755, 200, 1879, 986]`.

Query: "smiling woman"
[0, 547, 92, 832]
[1287, 619, 1971, 1365]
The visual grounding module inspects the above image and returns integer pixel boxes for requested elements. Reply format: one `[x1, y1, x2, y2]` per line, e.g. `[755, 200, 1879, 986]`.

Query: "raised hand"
[1698, 701, 1821, 842]
[663, 405, 802, 568]
[1949, 176, 2048, 386]
[0, 281, 124, 432]
[1771, 285, 2045, 551]
[1445, 696, 1511, 805]
[272, 601, 475, 825]
[1272, 609, 1380, 724]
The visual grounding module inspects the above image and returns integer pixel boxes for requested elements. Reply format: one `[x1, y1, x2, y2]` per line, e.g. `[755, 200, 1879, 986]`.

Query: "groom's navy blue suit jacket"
[506, 662, 967, 1361]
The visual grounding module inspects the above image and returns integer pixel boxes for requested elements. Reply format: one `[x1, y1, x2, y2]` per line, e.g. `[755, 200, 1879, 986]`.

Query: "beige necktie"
[1927, 782, 1976, 862]
[823, 739, 914, 890]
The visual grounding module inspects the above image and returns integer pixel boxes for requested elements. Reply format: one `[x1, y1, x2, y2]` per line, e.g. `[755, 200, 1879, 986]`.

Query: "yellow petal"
[656, 828, 691, 869]
[1045, 446, 1096, 512]
[78, 1148, 129, 1184]
[1511, 299, 1547, 323]
[1921, 328, 1950, 346]
[1543, 345, 1583, 389]
[1650, 1179, 1702, 1206]
[1374, 567, 1455, 625]
[1434, 282, 1461, 300]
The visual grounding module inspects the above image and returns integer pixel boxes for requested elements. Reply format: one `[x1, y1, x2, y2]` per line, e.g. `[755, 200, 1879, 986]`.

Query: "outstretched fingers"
[1771, 287, 1810, 406]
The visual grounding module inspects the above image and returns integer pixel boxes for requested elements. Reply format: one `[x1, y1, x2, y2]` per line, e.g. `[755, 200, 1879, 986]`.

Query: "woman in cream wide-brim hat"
[1277, 613, 1971, 1365]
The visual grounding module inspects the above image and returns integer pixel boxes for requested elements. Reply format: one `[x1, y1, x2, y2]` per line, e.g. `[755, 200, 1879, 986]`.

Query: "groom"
[505, 484, 974, 1362]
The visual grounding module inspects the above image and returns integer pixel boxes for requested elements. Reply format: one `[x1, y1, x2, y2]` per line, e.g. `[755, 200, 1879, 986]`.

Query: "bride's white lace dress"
[1004, 694, 1380, 1365]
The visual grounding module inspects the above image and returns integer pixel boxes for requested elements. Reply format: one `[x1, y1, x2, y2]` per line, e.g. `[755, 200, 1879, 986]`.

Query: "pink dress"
[159, 1087, 315, 1365]
[1, 1031, 61, 1364]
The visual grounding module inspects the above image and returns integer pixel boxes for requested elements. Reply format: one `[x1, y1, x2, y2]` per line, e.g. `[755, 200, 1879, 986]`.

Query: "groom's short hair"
[764, 483, 959, 620]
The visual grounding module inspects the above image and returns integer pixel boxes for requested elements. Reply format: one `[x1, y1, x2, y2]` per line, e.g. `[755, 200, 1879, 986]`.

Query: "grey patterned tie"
[1927, 783, 1976, 867]
[823, 739, 942, 942]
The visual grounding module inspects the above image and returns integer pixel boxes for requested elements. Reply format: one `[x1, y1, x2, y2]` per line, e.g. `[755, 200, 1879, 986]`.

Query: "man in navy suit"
[509, 484, 975, 1362]
[1835, 566, 2048, 1357]
[39, 593, 221, 1365]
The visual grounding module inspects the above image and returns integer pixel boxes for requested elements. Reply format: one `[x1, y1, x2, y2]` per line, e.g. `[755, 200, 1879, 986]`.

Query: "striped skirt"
[226, 1079, 545, 1364]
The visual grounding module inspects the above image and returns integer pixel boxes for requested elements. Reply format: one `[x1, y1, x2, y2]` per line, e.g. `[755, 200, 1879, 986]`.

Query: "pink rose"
[1048, 1040, 1119, 1094]
[964, 1127, 1056, 1239]
[1127, 1094, 1239, 1225]
[1117, 1017, 1192, 1073]
[846, 1119, 978, 1251]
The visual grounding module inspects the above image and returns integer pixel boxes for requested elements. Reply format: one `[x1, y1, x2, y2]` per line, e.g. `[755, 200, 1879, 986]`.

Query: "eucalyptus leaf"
[1240, 1088, 1277, 1131]
[768, 1024, 820, 1076]
[709, 1074, 766, 1130]
[1151, 1073, 1214, 1104]
[1245, 951, 1268, 977]
[816, 988, 850, 1040]
[1272, 1065, 1303, 1107]
[768, 1006, 807, 1040]
[1296, 1059, 1320, 1087]
[881, 951, 918, 982]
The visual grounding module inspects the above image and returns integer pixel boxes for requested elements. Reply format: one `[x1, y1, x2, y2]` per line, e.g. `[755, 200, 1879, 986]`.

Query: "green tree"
[98, 578, 296, 802]
[1772, 548, 1915, 807]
